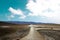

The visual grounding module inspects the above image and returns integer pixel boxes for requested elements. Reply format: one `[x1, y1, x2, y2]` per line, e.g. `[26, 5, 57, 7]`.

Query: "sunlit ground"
[21, 25, 45, 40]
[0, 24, 60, 40]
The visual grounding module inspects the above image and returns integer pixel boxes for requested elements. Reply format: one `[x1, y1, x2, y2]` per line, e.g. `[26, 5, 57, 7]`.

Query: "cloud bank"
[26, 0, 60, 24]
[8, 0, 60, 24]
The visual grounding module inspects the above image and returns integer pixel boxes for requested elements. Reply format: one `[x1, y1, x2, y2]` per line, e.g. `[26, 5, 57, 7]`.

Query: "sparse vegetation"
[0, 22, 30, 40]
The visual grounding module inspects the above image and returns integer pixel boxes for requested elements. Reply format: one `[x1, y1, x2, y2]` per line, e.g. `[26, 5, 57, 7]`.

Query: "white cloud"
[7, 15, 14, 20]
[26, 0, 60, 24]
[10, 15, 14, 18]
[19, 15, 26, 19]
[8, 7, 26, 19]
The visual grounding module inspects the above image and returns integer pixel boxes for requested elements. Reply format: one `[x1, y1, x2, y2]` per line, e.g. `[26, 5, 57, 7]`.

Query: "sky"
[0, 0, 60, 24]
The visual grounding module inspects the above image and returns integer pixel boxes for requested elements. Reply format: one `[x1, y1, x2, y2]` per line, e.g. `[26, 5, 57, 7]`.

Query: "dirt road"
[21, 25, 45, 40]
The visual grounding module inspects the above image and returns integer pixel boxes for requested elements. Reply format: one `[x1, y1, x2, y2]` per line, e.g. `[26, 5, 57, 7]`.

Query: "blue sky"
[0, 0, 60, 24]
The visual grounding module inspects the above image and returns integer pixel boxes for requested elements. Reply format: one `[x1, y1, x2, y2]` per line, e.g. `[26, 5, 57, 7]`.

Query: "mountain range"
[0, 21, 55, 24]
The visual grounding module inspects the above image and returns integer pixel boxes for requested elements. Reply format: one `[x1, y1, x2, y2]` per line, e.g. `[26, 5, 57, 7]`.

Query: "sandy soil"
[21, 25, 45, 40]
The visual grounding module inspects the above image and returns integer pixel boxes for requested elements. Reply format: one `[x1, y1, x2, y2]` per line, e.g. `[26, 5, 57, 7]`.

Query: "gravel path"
[21, 26, 45, 40]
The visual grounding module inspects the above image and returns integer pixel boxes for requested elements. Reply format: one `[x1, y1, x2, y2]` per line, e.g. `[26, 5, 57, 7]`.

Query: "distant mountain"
[0, 21, 55, 24]
[3, 21, 44, 24]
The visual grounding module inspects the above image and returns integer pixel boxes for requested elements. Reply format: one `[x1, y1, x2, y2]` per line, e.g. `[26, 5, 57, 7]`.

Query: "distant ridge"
[6, 21, 43, 24]
[0, 21, 56, 24]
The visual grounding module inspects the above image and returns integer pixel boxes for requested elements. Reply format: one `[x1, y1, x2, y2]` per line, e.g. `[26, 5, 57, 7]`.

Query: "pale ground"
[20, 25, 45, 40]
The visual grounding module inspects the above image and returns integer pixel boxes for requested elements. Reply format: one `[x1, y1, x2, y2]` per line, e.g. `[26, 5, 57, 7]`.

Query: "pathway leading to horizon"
[20, 25, 45, 40]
